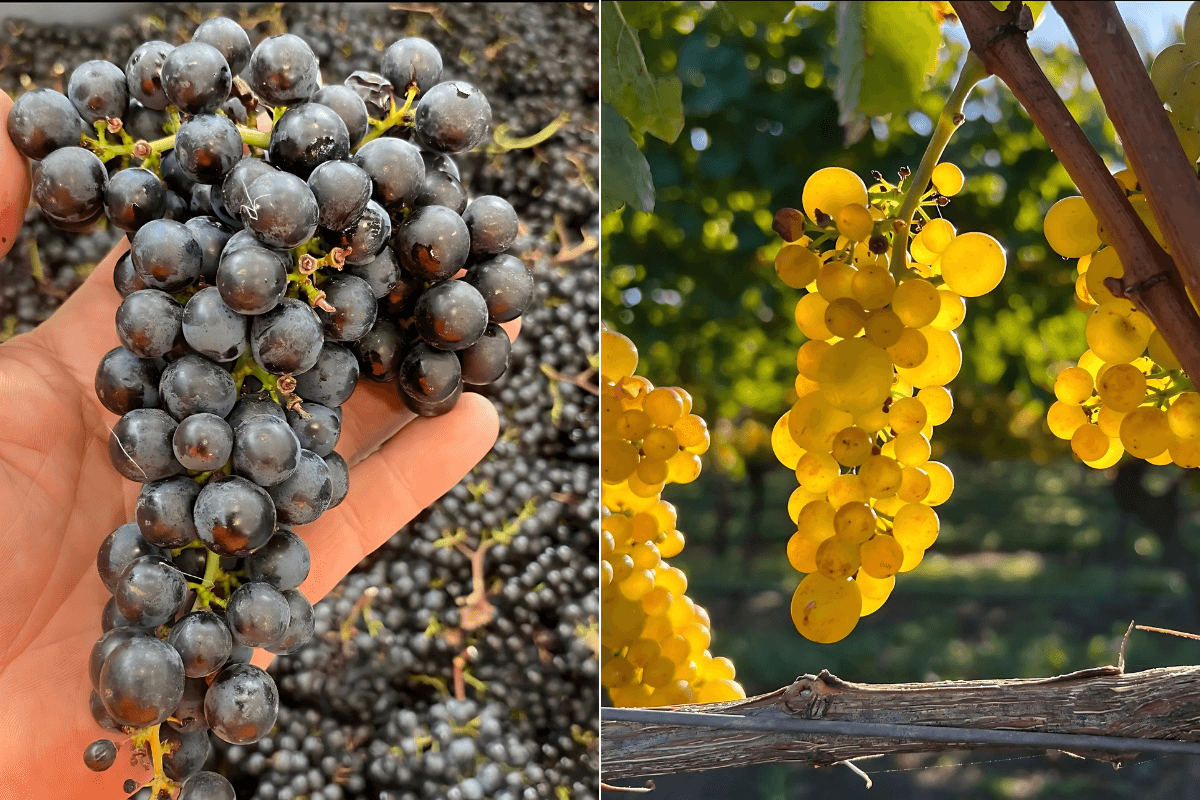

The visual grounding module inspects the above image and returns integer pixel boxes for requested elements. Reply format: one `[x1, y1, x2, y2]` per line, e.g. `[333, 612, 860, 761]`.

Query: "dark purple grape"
[124, 99, 170, 141]
[162, 189, 189, 222]
[345, 70, 393, 119]
[89, 690, 121, 733]
[232, 414, 301, 487]
[67, 60, 128, 125]
[463, 253, 534, 322]
[397, 342, 462, 416]
[206, 180, 242, 230]
[174, 113, 243, 184]
[380, 263, 425, 318]
[113, 252, 147, 297]
[264, 588, 315, 655]
[161, 42, 233, 115]
[421, 149, 460, 180]
[204, 662, 279, 744]
[226, 581, 290, 647]
[6, 88, 83, 160]
[307, 159, 371, 231]
[337, 199, 392, 266]
[414, 81, 491, 154]
[171, 546, 208, 581]
[192, 17, 252, 75]
[353, 138, 424, 210]
[95, 346, 161, 415]
[248, 33, 320, 106]
[32, 147, 107, 229]
[161, 149, 196, 196]
[216, 245, 289, 315]
[345, 244, 400, 299]
[250, 298, 324, 375]
[268, 102, 350, 177]
[184, 217, 233, 284]
[161, 726, 212, 781]
[83, 739, 118, 772]
[172, 412, 234, 472]
[324, 451, 349, 508]
[169, 677, 211, 733]
[266, 448, 333, 525]
[182, 287, 249, 362]
[459, 322, 512, 385]
[179, 771, 236, 800]
[381, 37, 443, 94]
[293, 342, 359, 407]
[193, 475, 276, 556]
[286, 402, 341, 457]
[222, 95, 249, 125]
[109, 407, 184, 482]
[97, 522, 165, 593]
[316, 274, 377, 341]
[415, 279, 489, 351]
[104, 167, 166, 232]
[416, 168, 466, 214]
[168, 611, 233, 678]
[99, 635, 185, 728]
[351, 318, 405, 383]
[245, 528, 310, 590]
[221, 158, 277, 224]
[159, 354, 237, 421]
[125, 41, 174, 111]
[394, 204, 469, 282]
[226, 643, 254, 665]
[131, 219, 203, 291]
[313, 84, 369, 146]
[136, 475, 201, 547]
[89, 628, 143, 690]
[243, 170, 319, 249]
[116, 289, 182, 358]
[226, 394, 285, 431]
[114, 555, 188, 627]
[462, 195, 518, 255]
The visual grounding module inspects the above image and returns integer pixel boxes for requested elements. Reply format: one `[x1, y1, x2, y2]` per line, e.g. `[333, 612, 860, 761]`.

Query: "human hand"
[0, 90, 510, 799]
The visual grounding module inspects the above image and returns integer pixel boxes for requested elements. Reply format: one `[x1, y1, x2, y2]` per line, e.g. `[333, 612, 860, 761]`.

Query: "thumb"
[0, 90, 32, 260]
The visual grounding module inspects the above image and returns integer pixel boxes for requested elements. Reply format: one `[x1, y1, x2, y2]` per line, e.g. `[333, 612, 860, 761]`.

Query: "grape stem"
[231, 350, 284, 404]
[188, 547, 227, 611]
[355, 85, 420, 151]
[81, 106, 273, 164]
[889, 52, 988, 274]
[128, 723, 177, 800]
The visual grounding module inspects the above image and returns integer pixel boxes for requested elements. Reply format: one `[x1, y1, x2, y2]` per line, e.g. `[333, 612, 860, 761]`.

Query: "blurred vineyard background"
[602, 2, 1200, 797]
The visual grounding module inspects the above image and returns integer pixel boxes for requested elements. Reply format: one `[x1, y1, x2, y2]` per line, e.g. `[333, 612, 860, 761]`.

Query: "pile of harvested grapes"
[1, 4, 598, 799]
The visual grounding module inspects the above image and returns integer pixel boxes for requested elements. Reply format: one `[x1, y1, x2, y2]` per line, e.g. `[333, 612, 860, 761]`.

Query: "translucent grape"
[917, 386, 954, 425]
[1044, 196, 1101, 258]
[824, 297, 867, 338]
[940, 232, 1006, 297]
[1168, 392, 1200, 440]
[891, 279, 940, 329]
[1153, 43, 1194, 101]
[1054, 366, 1094, 404]
[1046, 400, 1087, 440]
[815, 535, 860, 579]
[922, 461, 954, 505]
[897, 466, 931, 503]
[931, 289, 966, 331]
[1083, 248, 1124, 306]
[896, 328, 961, 388]
[893, 503, 939, 550]
[1083, 435, 1125, 469]
[919, 219, 956, 254]
[796, 339, 831, 380]
[833, 502, 877, 544]
[795, 451, 839, 493]
[1096, 362, 1146, 412]
[851, 264, 896, 310]
[816, 261, 857, 302]
[802, 167, 868, 224]
[836, 203, 874, 241]
[1071, 423, 1109, 462]
[775, 244, 821, 289]
[601, 440, 639, 483]
[790, 572, 862, 643]
[644, 388, 684, 427]
[794, 293, 833, 341]
[771, 412, 804, 469]
[889, 396, 928, 434]
[816, 338, 894, 413]
[601, 329, 638, 381]
[858, 454, 903, 498]
[931, 162, 964, 197]
[1119, 406, 1172, 459]
[864, 309, 904, 348]
[830, 425, 872, 467]
[893, 432, 931, 466]
[826, 473, 868, 508]
[788, 391, 853, 452]
[886, 327, 929, 370]
[859, 534, 904, 579]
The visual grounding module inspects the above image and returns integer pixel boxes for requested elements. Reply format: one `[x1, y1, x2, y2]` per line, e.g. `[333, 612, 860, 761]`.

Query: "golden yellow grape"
[897, 328, 962, 388]
[1119, 406, 1172, 459]
[797, 499, 838, 539]
[837, 203, 874, 241]
[859, 534, 904, 579]
[1096, 363, 1147, 412]
[824, 297, 867, 338]
[601, 329, 638, 382]
[931, 163, 964, 196]
[889, 396, 928, 434]
[789, 391, 854, 453]
[851, 265, 897, 309]
[771, 412, 805, 469]
[816, 260, 858, 302]
[865, 308, 905, 348]
[616, 409, 653, 441]
[673, 413, 709, 449]
[1083, 248, 1123, 306]
[787, 528, 824, 573]
[833, 501, 878, 544]
[775, 243, 822, 289]
[1044, 196, 1101, 258]
[898, 466, 932, 503]
[893, 432, 932, 466]
[893, 503, 939, 549]
[1046, 400, 1087, 440]
[1097, 405, 1127, 437]
[919, 218, 956, 254]
[794, 292, 833, 340]
[644, 388, 685, 427]
[787, 486, 820, 522]
[857, 571, 895, 616]
[802, 167, 869, 223]
[892, 278, 941, 329]
[693, 679, 746, 703]
[1169, 392, 1200, 440]
[666, 451, 702, 485]
[790, 572, 862, 643]
[940, 231, 1006, 297]
[796, 451, 840, 493]
[1086, 299, 1154, 363]
[831, 425, 872, 467]
[931, 289, 966, 331]
[859, 454, 903, 498]
[601, 439, 640, 484]
[1169, 436, 1200, 468]
[658, 527, 685, 558]
[642, 428, 679, 461]
[917, 385, 954, 425]
[1054, 366, 1094, 404]
[796, 339, 831, 380]
[922, 461, 954, 505]
[886, 327, 929, 370]
[818, 337, 895, 413]
[1083, 435, 1125, 469]
[1071, 423, 1110, 462]
[826, 472, 869, 508]
[815, 535, 861, 579]
[636, 458, 668, 485]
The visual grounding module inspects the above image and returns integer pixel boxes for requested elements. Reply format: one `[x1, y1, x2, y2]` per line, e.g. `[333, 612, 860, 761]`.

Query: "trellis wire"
[601, 707, 1200, 756]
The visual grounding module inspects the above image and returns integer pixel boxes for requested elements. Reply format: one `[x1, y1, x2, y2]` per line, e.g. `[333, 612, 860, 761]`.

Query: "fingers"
[0, 91, 32, 260]
[299, 392, 499, 603]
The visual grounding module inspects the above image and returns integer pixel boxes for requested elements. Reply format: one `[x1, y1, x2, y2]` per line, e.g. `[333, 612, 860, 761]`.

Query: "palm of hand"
[0, 242, 503, 799]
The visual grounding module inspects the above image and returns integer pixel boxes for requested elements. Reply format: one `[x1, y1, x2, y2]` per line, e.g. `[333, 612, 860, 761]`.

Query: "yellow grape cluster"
[599, 327, 747, 707]
[1043, 190, 1200, 468]
[771, 164, 1006, 644]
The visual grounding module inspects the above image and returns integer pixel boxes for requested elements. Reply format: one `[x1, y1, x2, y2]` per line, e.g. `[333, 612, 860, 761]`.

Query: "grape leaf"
[601, 104, 655, 216]
[618, 0, 660, 29]
[601, 1, 685, 143]
[840, 1, 941, 121]
[716, 1, 797, 25]
[834, 1, 866, 127]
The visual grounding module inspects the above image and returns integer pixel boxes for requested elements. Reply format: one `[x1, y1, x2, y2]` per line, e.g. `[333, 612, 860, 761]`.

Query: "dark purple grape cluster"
[11, 15, 541, 799]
